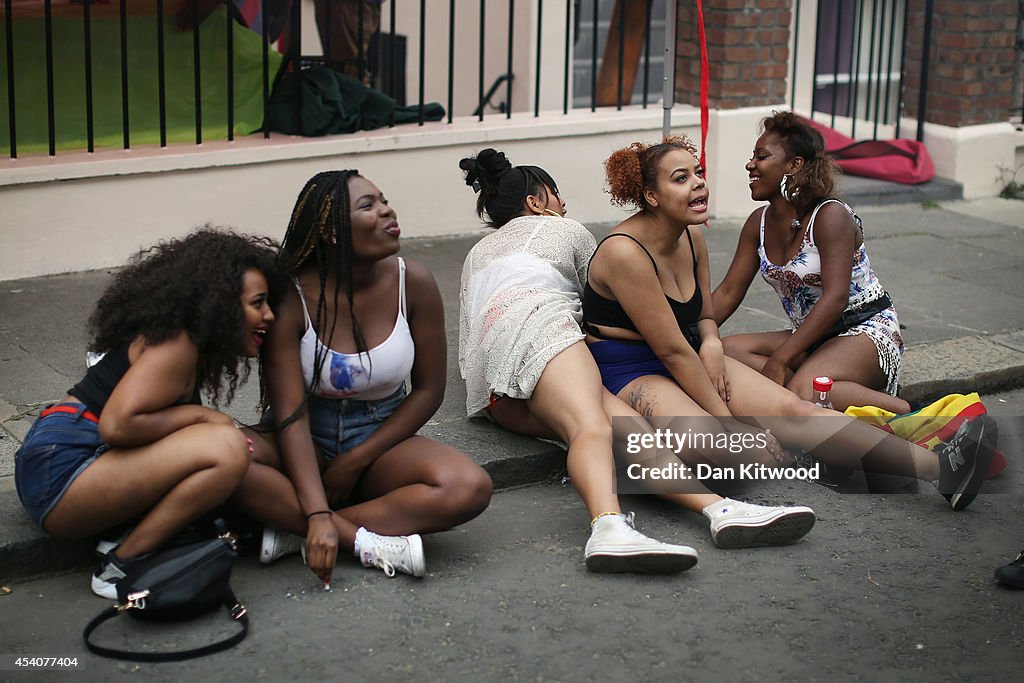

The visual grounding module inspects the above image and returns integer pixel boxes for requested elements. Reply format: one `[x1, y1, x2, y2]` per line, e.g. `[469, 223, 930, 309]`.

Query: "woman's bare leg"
[487, 397, 561, 440]
[721, 330, 796, 372]
[524, 342, 620, 519]
[232, 430, 490, 551]
[787, 334, 910, 414]
[600, 390, 721, 511]
[232, 428, 360, 549]
[724, 358, 938, 480]
[45, 423, 251, 558]
[606, 377, 815, 547]
[724, 329, 910, 414]
[617, 374, 789, 469]
[340, 436, 493, 535]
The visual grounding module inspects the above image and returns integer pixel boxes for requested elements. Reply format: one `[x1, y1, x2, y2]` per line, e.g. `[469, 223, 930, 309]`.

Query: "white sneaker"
[703, 499, 816, 549]
[584, 512, 698, 574]
[357, 531, 425, 578]
[259, 527, 306, 565]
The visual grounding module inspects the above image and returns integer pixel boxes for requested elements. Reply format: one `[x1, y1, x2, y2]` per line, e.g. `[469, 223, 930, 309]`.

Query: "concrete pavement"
[1, 194, 1023, 582]
[1, 404, 1022, 681]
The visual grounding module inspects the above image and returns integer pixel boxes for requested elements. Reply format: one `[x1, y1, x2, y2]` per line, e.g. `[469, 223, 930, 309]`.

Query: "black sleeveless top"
[68, 344, 202, 416]
[582, 229, 703, 346]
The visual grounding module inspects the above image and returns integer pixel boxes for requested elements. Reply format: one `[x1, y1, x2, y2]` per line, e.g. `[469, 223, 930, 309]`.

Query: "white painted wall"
[789, 0, 818, 116]
[4, 103, 1020, 281]
[0, 106, 703, 281]
[705, 106, 778, 218]
[922, 122, 1022, 200]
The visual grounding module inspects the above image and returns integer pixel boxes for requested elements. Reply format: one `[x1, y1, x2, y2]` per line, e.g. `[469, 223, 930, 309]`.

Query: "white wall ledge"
[0, 106, 700, 188]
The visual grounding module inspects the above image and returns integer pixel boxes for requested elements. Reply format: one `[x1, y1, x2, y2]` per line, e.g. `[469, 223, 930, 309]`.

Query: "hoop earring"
[542, 208, 562, 217]
[780, 174, 799, 203]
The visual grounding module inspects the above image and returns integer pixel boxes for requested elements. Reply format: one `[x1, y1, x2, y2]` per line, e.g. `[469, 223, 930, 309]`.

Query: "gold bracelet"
[590, 511, 621, 527]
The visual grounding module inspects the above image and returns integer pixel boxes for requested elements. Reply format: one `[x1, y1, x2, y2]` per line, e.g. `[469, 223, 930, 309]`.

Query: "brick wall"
[674, 0, 792, 110]
[903, 0, 1018, 127]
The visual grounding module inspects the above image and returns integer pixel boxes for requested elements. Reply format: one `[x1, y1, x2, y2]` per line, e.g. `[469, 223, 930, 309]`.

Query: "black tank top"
[582, 229, 703, 344]
[68, 344, 201, 416]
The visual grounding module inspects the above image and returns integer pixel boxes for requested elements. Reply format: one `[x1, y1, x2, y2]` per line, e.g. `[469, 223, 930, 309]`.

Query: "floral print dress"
[757, 199, 904, 395]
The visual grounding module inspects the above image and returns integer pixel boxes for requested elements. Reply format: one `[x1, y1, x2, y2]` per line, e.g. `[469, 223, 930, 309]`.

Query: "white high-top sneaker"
[584, 512, 698, 574]
[702, 499, 816, 549]
[259, 526, 307, 564]
[357, 529, 426, 578]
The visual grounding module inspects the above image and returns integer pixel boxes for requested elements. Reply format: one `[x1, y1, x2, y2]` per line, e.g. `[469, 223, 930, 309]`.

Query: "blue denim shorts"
[307, 386, 406, 460]
[14, 403, 107, 528]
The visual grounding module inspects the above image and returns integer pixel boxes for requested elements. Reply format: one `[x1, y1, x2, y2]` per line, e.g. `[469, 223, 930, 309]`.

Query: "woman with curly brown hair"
[712, 111, 908, 414]
[585, 135, 996, 513]
[14, 228, 287, 598]
[247, 170, 493, 586]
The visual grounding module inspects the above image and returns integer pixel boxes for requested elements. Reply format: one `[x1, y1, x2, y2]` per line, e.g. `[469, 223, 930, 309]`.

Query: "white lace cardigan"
[458, 215, 597, 416]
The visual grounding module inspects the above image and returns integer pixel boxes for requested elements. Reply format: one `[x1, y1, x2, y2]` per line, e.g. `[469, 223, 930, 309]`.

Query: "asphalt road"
[1, 390, 1021, 683]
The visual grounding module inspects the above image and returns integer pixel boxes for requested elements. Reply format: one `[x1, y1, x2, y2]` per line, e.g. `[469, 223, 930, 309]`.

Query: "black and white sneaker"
[995, 550, 1024, 589]
[934, 415, 997, 511]
[90, 551, 136, 600]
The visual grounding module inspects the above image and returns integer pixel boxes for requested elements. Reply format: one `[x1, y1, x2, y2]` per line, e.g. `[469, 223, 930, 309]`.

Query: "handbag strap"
[82, 593, 249, 663]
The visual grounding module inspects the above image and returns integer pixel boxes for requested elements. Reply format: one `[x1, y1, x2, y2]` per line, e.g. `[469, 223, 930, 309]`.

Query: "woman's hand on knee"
[700, 342, 731, 403]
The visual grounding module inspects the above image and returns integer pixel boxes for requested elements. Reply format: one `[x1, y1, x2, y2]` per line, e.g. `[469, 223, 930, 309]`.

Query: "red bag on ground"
[806, 118, 935, 185]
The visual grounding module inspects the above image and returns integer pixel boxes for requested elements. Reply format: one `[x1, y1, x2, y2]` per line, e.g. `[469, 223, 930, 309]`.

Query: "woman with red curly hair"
[584, 136, 995, 512]
[712, 111, 907, 414]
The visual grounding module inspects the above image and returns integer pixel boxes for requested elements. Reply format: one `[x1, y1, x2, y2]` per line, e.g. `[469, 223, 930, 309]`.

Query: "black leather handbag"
[82, 533, 249, 662]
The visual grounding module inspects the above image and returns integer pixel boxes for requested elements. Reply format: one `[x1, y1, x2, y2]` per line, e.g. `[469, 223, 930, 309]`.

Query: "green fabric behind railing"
[0, 7, 282, 154]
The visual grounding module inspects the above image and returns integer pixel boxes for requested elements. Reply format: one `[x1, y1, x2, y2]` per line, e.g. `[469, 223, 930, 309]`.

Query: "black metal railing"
[0, 0, 661, 159]
[796, 0, 918, 140]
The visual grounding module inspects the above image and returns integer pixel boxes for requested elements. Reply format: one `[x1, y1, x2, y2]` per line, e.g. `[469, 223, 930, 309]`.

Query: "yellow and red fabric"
[845, 393, 1008, 479]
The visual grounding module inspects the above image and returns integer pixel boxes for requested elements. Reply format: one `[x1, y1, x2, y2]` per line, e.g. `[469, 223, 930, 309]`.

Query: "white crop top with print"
[298, 257, 415, 400]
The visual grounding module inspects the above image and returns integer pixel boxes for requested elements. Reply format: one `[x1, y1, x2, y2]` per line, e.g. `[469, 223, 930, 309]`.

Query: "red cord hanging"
[695, 0, 709, 169]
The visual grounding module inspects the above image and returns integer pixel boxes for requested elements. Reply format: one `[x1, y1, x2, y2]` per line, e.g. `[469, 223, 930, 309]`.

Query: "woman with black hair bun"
[713, 111, 908, 414]
[249, 170, 493, 586]
[14, 228, 287, 599]
[459, 148, 698, 574]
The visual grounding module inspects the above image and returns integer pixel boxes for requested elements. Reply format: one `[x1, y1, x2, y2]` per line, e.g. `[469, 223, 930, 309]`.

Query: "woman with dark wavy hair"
[712, 111, 908, 414]
[250, 170, 492, 586]
[14, 228, 286, 599]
